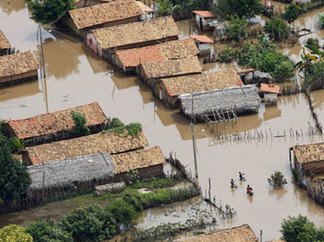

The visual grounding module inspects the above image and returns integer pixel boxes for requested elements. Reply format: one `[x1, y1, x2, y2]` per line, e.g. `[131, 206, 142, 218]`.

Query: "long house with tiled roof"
[66, 0, 143, 37]
[3, 102, 109, 146]
[113, 38, 199, 73]
[0, 30, 10, 55]
[159, 68, 243, 107]
[86, 16, 179, 59]
[0, 51, 39, 87]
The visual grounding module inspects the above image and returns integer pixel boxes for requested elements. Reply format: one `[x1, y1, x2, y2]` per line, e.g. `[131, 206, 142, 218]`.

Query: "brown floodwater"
[1, 1, 324, 240]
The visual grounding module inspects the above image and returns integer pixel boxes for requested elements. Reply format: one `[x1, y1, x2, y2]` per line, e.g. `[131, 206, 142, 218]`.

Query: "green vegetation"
[319, 14, 324, 29]
[0, 225, 33, 242]
[155, 0, 212, 20]
[225, 17, 248, 41]
[25, 219, 72, 242]
[291, 168, 299, 184]
[69, 111, 90, 136]
[268, 171, 287, 187]
[8, 137, 25, 153]
[281, 215, 324, 242]
[264, 17, 290, 41]
[282, 2, 303, 24]
[28, 0, 75, 24]
[103, 118, 143, 138]
[0, 130, 31, 202]
[213, 0, 263, 19]
[131, 178, 178, 189]
[217, 46, 238, 63]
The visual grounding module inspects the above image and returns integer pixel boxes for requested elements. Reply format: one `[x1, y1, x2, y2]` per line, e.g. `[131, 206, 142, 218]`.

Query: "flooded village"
[0, 0, 324, 241]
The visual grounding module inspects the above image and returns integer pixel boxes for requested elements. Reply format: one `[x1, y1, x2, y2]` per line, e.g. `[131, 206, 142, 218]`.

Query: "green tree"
[29, 0, 75, 24]
[69, 111, 90, 136]
[264, 17, 290, 41]
[319, 14, 324, 29]
[282, 2, 303, 25]
[0, 131, 31, 202]
[0, 225, 33, 242]
[225, 17, 248, 41]
[107, 199, 140, 226]
[281, 215, 318, 242]
[26, 219, 73, 242]
[59, 205, 116, 241]
[213, 0, 263, 19]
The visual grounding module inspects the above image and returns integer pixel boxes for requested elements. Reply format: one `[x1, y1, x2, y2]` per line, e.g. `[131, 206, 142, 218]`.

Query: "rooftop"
[192, 10, 215, 18]
[181, 224, 258, 242]
[25, 130, 148, 165]
[68, 0, 143, 30]
[140, 56, 202, 79]
[115, 38, 198, 68]
[92, 16, 179, 49]
[261, 83, 280, 94]
[190, 35, 214, 43]
[292, 142, 324, 164]
[7, 102, 108, 140]
[0, 51, 38, 79]
[28, 153, 114, 191]
[135, 1, 155, 13]
[111, 146, 165, 174]
[162, 68, 243, 97]
[0, 30, 11, 49]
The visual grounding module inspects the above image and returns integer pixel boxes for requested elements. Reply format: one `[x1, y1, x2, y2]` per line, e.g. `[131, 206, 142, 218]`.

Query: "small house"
[138, 56, 203, 96]
[114, 38, 199, 73]
[0, 51, 39, 87]
[86, 16, 179, 60]
[181, 224, 258, 242]
[160, 68, 243, 108]
[66, 0, 143, 38]
[23, 130, 148, 165]
[192, 10, 216, 30]
[0, 30, 11, 55]
[179, 85, 260, 122]
[111, 146, 166, 181]
[2, 102, 109, 146]
[261, 83, 280, 106]
[190, 35, 214, 57]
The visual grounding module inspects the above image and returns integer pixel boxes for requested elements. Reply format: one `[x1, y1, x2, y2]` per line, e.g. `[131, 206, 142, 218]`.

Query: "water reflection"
[0, 81, 40, 102]
[0, 0, 25, 14]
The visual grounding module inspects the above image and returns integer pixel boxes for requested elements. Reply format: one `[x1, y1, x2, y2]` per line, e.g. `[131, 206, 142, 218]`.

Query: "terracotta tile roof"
[192, 10, 215, 18]
[25, 130, 148, 165]
[162, 68, 243, 97]
[92, 16, 179, 49]
[0, 51, 39, 79]
[0, 30, 11, 49]
[7, 102, 108, 140]
[237, 68, 255, 74]
[292, 142, 324, 164]
[190, 35, 214, 43]
[111, 146, 165, 174]
[140, 56, 202, 79]
[181, 224, 258, 242]
[261, 83, 280, 94]
[68, 0, 143, 30]
[135, 1, 155, 13]
[116, 39, 199, 67]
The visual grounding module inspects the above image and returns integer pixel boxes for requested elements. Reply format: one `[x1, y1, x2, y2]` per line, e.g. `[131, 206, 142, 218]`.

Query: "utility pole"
[191, 93, 198, 183]
[38, 25, 48, 113]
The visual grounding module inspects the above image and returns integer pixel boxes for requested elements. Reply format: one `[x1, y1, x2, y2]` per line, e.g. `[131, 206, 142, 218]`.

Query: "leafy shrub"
[282, 2, 303, 24]
[225, 17, 248, 41]
[110, 118, 124, 128]
[0, 225, 33, 242]
[264, 17, 289, 41]
[69, 111, 90, 136]
[59, 205, 116, 242]
[213, 0, 263, 19]
[125, 123, 142, 137]
[291, 168, 299, 183]
[131, 178, 178, 189]
[126, 169, 140, 185]
[107, 199, 140, 226]
[319, 14, 324, 29]
[273, 60, 296, 82]
[306, 38, 320, 53]
[217, 46, 238, 63]
[107, 120, 142, 138]
[122, 193, 143, 212]
[8, 137, 25, 153]
[267, 171, 287, 187]
[26, 219, 72, 242]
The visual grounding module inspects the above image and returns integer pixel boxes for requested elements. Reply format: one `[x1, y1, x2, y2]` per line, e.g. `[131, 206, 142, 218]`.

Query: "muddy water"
[1, 1, 324, 240]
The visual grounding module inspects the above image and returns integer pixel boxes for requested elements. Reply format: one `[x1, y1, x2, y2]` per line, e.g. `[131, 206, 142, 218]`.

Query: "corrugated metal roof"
[140, 56, 202, 79]
[181, 224, 258, 242]
[190, 35, 214, 43]
[0, 30, 11, 49]
[116, 39, 199, 67]
[192, 10, 215, 18]
[69, 0, 143, 30]
[0, 51, 38, 79]
[93, 16, 179, 49]
[293, 142, 324, 164]
[162, 68, 243, 97]
[26, 130, 148, 165]
[111, 146, 165, 174]
[7, 102, 108, 140]
[261, 83, 280, 94]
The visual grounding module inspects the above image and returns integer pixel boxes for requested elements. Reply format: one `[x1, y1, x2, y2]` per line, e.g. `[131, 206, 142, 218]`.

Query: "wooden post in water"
[208, 178, 211, 200]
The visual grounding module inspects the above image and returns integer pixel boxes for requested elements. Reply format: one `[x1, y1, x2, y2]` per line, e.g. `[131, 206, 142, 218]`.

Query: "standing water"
[0, 1, 324, 240]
